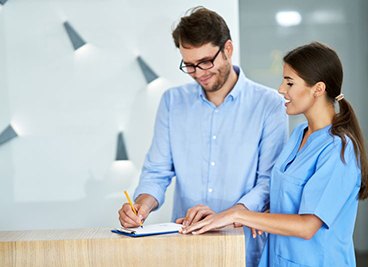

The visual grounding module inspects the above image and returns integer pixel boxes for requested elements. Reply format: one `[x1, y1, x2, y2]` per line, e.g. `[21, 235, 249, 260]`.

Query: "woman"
[182, 42, 368, 266]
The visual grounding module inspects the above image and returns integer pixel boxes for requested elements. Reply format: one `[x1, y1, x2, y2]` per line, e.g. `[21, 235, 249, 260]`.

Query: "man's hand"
[118, 194, 158, 228]
[175, 204, 216, 227]
[118, 202, 149, 228]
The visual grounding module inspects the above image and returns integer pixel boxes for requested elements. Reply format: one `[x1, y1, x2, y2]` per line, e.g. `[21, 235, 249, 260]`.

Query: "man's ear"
[223, 39, 233, 59]
[313, 81, 326, 97]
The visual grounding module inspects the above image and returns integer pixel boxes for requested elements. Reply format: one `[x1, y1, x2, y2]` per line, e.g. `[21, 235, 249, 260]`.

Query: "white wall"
[0, 0, 239, 230]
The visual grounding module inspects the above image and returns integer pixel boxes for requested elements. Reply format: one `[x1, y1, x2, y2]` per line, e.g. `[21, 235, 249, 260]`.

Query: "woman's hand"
[181, 208, 236, 235]
[176, 204, 216, 227]
[248, 210, 269, 238]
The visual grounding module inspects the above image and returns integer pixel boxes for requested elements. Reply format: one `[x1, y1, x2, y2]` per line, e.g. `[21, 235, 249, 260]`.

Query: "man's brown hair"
[172, 6, 231, 48]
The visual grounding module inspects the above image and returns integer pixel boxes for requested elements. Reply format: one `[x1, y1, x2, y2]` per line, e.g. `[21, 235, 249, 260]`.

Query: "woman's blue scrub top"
[259, 122, 361, 267]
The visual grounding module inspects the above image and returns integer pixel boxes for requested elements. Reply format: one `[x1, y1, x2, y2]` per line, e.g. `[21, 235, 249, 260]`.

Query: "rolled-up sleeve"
[134, 91, 175, 208]
[238, 99, 288, 212]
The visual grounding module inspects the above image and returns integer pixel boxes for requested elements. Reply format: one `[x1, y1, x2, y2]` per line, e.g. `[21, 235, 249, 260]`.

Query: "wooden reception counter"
[0, 227, 245, 267]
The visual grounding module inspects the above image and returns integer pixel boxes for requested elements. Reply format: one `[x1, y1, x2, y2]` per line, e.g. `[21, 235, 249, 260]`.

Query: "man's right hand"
[118, 203, 149, 228]
[118, 194, 158, 228]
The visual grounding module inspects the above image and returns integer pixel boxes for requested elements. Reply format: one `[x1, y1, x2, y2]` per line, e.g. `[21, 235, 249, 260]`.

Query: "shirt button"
[212, 135, 217, 140]
[208, 188, 213, 193]
[211, 161, 215, 166]
[214, 109, 219, 113]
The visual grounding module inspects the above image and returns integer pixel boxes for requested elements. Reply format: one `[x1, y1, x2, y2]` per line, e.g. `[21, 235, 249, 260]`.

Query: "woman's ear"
[313, 82, 326, 97]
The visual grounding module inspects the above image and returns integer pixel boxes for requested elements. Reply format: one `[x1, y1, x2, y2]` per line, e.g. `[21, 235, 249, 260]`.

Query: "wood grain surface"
[0, 227, 245, 267]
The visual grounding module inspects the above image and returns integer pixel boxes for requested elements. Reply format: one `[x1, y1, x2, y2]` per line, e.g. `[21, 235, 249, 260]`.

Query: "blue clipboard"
[111, 222, 182, 238]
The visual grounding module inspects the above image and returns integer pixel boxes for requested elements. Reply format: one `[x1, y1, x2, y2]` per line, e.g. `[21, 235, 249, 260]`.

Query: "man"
[119, 6, 288, 266]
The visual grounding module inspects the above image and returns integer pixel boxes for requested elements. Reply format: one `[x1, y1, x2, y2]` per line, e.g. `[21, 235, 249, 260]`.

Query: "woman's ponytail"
[331, 98, 368, 200]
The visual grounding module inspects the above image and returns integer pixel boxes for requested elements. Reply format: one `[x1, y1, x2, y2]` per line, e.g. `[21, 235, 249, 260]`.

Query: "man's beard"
[199, 62, 231, 93]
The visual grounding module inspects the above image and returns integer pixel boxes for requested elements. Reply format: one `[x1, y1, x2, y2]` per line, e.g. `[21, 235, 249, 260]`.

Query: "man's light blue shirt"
[135, 66, 288, 267]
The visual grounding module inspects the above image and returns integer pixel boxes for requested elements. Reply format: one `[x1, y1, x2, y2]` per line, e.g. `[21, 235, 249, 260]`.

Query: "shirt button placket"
[208, 108, 219, 200]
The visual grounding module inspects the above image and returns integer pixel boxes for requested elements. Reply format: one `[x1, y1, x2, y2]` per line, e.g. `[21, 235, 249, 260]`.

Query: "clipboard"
[112, 222, 183, 237]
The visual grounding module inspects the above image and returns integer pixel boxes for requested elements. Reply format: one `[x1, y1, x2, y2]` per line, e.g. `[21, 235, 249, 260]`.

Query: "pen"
[124, 190, 143, 228]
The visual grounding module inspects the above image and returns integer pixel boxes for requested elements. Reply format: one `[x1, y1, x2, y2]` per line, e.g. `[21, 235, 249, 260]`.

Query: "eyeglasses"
[179, 46, 223, 74]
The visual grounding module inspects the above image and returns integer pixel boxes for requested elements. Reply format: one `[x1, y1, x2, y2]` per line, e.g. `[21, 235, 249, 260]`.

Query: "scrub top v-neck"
[259, 122, 361, 267]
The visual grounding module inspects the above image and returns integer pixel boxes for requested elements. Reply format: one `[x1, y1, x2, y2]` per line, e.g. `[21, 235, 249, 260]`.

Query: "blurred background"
[0, 0, 367, 264]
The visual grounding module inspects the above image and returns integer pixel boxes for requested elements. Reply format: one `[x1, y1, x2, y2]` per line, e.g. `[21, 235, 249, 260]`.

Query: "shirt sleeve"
[134, 91, 175, 209]
[238, 99, 288, 212]
[299, 139, 360, 228]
